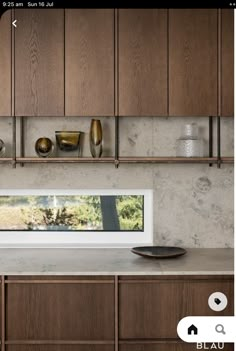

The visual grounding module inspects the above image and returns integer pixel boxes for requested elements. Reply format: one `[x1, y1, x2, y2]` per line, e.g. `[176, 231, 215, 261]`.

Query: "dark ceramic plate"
[131, 246, 187, 259]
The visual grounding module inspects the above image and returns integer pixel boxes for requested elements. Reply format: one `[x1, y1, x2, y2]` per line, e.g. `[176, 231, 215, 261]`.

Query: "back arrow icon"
[12, 20, 17, 28]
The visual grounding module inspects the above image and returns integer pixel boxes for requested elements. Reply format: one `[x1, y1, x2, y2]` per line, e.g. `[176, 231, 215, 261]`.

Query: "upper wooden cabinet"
[221, 9, 234, 117]
[0, 10, 11, 116]
[1, 9, 233, 117]
[118, 9, 168, 116]
[169, 9, 218, 116]
[65, 9, 114, 116]
[15, 9, 64, 116]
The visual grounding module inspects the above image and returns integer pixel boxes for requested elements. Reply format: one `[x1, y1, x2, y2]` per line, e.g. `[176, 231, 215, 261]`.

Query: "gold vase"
[35, 137, 54, 158]
[89, 119, 103, 158]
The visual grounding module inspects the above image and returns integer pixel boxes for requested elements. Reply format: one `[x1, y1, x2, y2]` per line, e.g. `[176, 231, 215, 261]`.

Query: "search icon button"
[215, 324, 226, 335]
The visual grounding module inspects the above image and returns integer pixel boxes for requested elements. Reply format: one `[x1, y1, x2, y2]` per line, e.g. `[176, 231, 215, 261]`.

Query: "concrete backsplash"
[0, 116, 234, 248]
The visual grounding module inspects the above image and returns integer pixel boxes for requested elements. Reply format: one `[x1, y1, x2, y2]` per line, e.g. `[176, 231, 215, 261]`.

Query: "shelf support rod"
[115, 115, 120, 169]
[20, 116, 25, 167]
[217, 116, 221, 168]
[12, 115, 16, 168]
[114, 9, 120, 169]
[208, 116, 213, 167]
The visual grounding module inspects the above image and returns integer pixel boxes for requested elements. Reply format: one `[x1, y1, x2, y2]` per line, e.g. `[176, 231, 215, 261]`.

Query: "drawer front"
[7, 347, 114, 351]
[119, 279, 233, 339]
[6, 282, 114, 340]
[119, 343, 234, 351]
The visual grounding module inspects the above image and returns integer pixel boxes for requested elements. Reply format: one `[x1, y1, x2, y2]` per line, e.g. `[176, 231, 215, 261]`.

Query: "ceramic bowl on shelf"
[55, 131, 83, 153]
[35, 137, 54, 158]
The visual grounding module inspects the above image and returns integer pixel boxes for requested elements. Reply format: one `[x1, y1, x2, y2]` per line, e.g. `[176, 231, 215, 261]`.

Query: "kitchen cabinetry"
[6, 276, 114, 341]
[118, 9, 168, 116]
[14, 9, 64, 116]
[169, 9, 218, 116]
[1, 8, 234, 118]
[221, 9, 234, 117]
[0, 9, 234, 166]
[6, 347, 114, 351]
[65, 9, 114, 116]
[0, 10, 11, 116]
[119, 276, 233, 339]
[0, 275, 233, 350]
[119, 344, 234, 351]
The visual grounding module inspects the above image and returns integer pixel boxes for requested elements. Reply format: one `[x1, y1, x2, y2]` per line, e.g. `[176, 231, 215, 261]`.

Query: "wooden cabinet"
[169, 9, 218, 116]
[6, 277, 114, 340]
[119, 343, 234, 351]
[7, 347, 114, 351]
[3, 9, 234, 119]
[15, 9, 64, 116]
[0, 275, 234, 350]
[65, 9, 114, 116]
[0, 10, 11, 116]
[221, 9, 234, 117]
[118, 9, 168, 116]
[119, 276, 234, 339]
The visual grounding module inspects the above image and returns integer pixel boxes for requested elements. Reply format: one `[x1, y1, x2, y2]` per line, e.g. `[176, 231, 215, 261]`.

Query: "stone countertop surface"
[0, 248, 233, 275]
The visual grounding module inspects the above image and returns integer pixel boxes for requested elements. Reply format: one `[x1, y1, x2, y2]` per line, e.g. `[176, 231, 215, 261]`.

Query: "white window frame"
[0, 189, 153, 248]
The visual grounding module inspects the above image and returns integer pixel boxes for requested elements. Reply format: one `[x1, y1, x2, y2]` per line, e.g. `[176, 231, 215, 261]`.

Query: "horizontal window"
[0, 189, 153, 247]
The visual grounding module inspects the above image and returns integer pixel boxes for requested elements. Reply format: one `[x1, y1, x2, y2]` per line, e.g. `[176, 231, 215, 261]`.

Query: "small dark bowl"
[131, 246, 187, 259]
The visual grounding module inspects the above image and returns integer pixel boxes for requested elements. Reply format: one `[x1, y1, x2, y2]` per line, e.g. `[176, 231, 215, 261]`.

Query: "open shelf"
[16, 157, 115, 164]
[119, 157, 219, 164]
[221, 157, 234, 164]
[14, 156, 234, 165]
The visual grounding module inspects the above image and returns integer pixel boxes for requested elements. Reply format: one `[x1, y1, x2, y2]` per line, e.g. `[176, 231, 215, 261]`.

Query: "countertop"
[0, 248, 233, 275]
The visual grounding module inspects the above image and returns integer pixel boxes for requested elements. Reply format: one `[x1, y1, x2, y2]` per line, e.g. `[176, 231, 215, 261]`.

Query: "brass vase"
[35, 137, 54, 158]
[89, 119, 103, 158]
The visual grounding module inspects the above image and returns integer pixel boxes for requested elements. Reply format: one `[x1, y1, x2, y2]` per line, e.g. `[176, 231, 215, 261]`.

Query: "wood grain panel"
[6, 282, 114, 340]
[15, 9, 64, 116]
[169, 9, 218, 116]
[7, 347, 113, 351]
[118, 9, 168, 116]
[221, 9, 234, 117]
[120, 343, 234, 351]
[65, 9, 114, 116]
[0, 10, 11, 116]
[119, 279, 233, 339]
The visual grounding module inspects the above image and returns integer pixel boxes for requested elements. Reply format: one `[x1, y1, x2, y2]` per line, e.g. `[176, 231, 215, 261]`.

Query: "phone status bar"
[0, 0, 235, 9]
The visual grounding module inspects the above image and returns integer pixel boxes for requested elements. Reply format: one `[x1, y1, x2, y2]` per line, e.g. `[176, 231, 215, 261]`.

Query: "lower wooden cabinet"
[119, 343, 234, 351]
[1, 275, 233, 350]
[6, 277, 114, 340]
[119, 276, 234, 339]
[7, 347, 113, 351]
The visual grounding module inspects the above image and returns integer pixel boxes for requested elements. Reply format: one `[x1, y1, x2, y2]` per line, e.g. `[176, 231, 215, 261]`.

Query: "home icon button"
[188, 324, 198, 335]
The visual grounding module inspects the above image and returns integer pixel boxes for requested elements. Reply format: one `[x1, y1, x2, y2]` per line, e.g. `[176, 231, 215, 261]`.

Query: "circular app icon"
[208, 292, 228, 312]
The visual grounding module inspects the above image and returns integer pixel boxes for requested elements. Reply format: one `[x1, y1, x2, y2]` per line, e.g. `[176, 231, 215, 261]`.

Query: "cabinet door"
[221, 9, 234, 117]
[119, 278, 233, 339]
[15, 9, 64, 116]
[65, 9, 114, 116]
[0, 10, 11, 116]
[6, 280, 114, 340]
[120, 343, 234, 351]
[7, 346, 113, 351]
[118, 9, 168, 116]
[169, 9, 218, 116]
